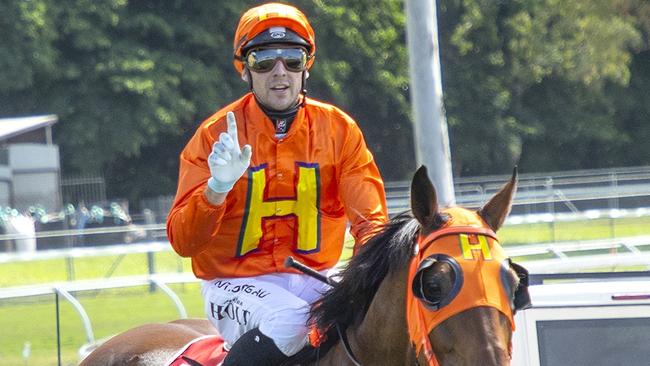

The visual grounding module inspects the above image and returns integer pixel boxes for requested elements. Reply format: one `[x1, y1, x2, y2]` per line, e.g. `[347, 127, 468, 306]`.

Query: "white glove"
[207, 111, 252, 193]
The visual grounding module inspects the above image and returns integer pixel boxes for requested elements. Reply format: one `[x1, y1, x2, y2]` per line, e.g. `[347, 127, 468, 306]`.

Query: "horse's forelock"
[391, 217, 421, 251]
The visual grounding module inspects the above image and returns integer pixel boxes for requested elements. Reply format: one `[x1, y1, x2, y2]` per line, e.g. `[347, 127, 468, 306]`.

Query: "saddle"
[166, 335, 227, 366]
[165, 326, 323, 366]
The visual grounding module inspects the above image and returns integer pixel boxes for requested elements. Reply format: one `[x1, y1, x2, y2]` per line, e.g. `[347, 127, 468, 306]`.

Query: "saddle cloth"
[166, 335, 227, 366]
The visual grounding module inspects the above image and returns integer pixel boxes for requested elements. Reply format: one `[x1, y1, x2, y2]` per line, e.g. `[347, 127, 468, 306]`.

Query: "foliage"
[0, 0, 248, 201]
[439, 0, 642, 175]
[1, 0, 650, 204]
[299, 0, 413, 178]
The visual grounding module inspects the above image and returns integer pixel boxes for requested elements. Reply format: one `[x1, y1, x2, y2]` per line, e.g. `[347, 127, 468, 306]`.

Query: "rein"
[284, 257, 363, 365]
[335, 323, 363, 366]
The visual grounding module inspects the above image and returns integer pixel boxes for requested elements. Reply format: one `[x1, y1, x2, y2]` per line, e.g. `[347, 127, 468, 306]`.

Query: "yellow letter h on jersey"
[236, 163, 320, 257]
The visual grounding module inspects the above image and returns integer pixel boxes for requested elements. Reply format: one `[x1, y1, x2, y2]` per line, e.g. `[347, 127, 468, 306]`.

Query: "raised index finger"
[226, 111, 240, 151]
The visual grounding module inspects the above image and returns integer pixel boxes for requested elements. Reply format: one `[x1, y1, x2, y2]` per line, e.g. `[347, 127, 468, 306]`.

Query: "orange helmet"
[233, 3, 316, 74]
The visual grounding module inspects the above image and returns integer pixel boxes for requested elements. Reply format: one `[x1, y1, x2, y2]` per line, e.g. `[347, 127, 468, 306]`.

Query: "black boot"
[222, 328, 290, 366]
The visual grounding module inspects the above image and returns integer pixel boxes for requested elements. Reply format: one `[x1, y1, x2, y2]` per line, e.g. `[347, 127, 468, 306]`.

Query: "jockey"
[166, 3, 388, 365]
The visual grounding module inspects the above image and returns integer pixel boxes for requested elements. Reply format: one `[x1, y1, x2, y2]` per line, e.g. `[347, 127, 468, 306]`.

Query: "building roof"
[0, 115, 58, 141]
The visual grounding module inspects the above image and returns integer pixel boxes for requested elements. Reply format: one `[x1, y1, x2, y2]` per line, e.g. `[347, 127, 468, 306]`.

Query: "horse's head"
[407, 166, 531, 366]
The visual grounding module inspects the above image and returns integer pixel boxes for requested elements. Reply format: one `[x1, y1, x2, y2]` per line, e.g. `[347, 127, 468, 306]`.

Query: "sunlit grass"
[0, 283, 205, 366]
[0, 251, 191, 287]
[499, 216, 650, 245]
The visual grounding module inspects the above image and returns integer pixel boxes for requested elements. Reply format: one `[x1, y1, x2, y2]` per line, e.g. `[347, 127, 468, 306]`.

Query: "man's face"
[242, 47, 305, 111]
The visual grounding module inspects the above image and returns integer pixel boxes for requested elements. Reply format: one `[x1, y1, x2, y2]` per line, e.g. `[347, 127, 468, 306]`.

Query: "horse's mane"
[285, 212, 421, 365]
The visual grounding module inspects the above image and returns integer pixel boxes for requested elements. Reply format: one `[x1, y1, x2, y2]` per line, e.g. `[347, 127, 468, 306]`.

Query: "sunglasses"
[244, 48, 309, 73]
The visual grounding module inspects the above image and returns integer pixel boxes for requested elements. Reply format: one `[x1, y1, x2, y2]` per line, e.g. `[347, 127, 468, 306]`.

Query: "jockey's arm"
[339, 125, 389, 250]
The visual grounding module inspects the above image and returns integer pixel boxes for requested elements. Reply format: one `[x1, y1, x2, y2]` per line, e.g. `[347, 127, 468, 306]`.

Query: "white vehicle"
[511, 272, 650, 366]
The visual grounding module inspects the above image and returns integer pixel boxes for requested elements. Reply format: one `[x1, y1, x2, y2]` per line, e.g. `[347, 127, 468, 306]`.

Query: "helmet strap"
[300, 70, 308, 107]
[246, 68, 254, 91]
[246, 67, 308, 109]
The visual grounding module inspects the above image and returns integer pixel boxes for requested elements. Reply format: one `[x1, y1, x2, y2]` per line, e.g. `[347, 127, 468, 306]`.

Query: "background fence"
[2, 165, 650, 365]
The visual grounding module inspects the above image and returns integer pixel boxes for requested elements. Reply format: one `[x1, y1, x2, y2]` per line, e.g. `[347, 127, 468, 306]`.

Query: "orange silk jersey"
[167, 93, 388, 280]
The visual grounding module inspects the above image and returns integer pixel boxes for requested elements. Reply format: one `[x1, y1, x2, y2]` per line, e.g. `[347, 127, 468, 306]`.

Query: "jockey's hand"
[207, 111, 252, 193]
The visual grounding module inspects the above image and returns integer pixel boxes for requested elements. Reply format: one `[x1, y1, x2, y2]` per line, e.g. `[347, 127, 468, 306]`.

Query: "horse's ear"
[411, 165, 439, 226]
[478, 166, 518, 232]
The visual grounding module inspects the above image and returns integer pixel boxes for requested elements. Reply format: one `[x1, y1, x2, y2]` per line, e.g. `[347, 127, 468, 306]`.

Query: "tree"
[299, 0, 414, 180]
[0, 0, 59, 108]
[1, 0, 649, 208]
[2, 1, 250, 201]
[438, 0, 641, 174]
[1, 0, 414, 205]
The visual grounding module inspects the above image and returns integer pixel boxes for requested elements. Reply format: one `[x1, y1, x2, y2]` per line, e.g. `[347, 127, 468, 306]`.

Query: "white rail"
[0, 273, 199, 355]
[0, 272, 197, 300]
[505, 235, 650, 273]
[2, 233, 650, 272]
[2, 235, 648, 301]
[0, 240, 170, 264]
[522, 253, 650, 273]
[505, 235, 650, 258]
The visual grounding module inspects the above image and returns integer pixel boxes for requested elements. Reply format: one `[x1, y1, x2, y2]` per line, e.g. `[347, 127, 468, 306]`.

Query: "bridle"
[335, 323, 363, 366]
[333, 224, 527, 366]
[410, 226, 500, 366]
[407, 224, 531, 366]
[285, 257, 363, 365]
[285, 215, 532, 366]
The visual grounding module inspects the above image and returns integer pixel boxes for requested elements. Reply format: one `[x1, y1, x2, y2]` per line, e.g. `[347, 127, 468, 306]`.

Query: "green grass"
[499, 216, 650, 245]
[1, 216, 649, 365]
[0, 251, 191, 288]
[0, 284, 205, 365]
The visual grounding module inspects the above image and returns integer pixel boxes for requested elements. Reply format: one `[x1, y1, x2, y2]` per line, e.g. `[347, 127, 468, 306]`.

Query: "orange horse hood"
[406, 207, 516, 359]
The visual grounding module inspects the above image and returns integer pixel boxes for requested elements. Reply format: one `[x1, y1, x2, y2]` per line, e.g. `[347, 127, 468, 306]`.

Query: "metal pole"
[405, 0, 455, 206]
[53, 287, 95, 345]
[147, 251, 156, 292]
[149, 278, 188, 318]
[56, 292, 61, 366]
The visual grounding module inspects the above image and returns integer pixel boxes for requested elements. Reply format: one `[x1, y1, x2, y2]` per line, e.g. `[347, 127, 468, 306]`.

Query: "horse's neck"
[311, 268, 415, 365]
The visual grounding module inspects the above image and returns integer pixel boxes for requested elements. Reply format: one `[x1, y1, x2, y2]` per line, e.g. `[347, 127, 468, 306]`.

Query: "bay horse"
[79, 166, 529, 366]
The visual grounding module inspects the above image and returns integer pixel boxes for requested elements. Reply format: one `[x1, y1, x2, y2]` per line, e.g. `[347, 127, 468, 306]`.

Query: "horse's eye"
[419, 264, 451, 304]
[413, 267, 443, 306]
[422, 278, 443, 303]
[413, 255, 462, 310]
